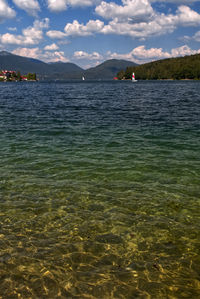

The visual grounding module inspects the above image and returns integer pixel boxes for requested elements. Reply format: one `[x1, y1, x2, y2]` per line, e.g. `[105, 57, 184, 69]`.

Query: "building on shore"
[0, 70, 36, 81]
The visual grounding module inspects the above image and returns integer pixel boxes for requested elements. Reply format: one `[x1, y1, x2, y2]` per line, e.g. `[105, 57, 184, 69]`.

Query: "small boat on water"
[82, 76, 85, 81]
[132, 72, 137, 82]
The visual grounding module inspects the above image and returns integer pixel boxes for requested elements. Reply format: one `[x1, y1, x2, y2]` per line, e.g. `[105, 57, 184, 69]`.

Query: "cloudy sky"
[0, 0, 200, 68]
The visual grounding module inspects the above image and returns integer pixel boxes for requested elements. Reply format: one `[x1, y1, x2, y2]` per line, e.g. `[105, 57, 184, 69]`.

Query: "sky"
[0, 0, 200, 69]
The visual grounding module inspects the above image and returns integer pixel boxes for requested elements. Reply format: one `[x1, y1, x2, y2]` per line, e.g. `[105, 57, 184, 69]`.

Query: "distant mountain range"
[0, 51, 137, 80]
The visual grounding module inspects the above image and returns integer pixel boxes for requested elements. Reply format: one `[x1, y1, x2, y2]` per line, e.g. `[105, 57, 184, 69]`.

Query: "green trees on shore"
[17, 71, 21, 81]
[117, 54, 200, 80]
[27, 73, 37, 80]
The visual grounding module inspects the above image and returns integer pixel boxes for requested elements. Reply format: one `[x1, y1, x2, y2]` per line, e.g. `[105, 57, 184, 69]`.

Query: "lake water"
[0, 81, 200, 298]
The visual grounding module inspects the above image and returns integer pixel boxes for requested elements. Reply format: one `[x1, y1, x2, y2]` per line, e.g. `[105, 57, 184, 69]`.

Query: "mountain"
[0, 51, 83, 79]
[117, 54, 200, 80]
[0, 51, 137, 80]
[46, 61, 84, 80]
[84, 59, 138, 79]
[48, 62, 83, 73]
[0, 51, 51, 76]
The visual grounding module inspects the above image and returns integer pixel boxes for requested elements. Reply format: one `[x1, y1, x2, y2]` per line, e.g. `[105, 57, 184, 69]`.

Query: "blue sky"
[0, 0, 200, 68]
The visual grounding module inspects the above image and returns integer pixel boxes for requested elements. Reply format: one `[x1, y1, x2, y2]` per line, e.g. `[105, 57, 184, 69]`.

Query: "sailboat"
[132, 72, 137, 82]
[82, 76, 85, 81]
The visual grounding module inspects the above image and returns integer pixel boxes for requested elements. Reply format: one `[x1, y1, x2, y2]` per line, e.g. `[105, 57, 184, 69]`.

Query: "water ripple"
[0, 81, 200, 298]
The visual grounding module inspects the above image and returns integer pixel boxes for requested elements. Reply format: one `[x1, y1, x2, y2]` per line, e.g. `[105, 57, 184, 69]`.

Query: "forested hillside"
[117, 54, 200, 80]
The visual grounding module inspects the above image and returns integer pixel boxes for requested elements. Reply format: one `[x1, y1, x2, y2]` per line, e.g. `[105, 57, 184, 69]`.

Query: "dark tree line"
[117, 54, 200, 80]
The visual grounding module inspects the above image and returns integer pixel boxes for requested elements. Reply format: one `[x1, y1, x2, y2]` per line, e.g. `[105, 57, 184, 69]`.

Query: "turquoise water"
[0, 81, 200, 298]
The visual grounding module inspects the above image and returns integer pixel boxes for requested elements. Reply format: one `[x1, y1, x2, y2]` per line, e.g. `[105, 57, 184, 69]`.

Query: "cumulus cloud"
[46, 30, 67, 39]
[171, 45, 200, 56]
[12, 47, 69, 62]
[96, 0, 154, 23]
[12, 0, 40, 16]
[47, 19, 104, 38]
[74, 50, 103, 60]
[46, 2, 200, 42]
[47, 0, 99, 12]
[45, 1, 200, 41]
[106, 46, 169, 63]
[131, 45, 170, 59]
[100, 4, 200, 39]
[12, 47, 41, 58]
[0, 18, 49, 45]
[64, 19, 104, 36]
[175, 6, 200, 27]
[0, 0, 16, 23]
[44, 43, 59, 50]
[47, 0, 67, 12]
[107, 45, 200, 64]
[101, 16, 174, 39]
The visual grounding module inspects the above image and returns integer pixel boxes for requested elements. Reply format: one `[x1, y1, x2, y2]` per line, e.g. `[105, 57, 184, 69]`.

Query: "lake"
[0, 80, 200, 298]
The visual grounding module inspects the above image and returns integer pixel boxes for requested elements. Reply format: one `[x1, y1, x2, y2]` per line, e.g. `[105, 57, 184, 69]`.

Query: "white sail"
[82, 76, 85, 81]
[132, 72, 137, 82]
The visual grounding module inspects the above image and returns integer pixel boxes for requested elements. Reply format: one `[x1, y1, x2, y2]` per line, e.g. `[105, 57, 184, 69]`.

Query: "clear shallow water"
[0, 80, 200, 298]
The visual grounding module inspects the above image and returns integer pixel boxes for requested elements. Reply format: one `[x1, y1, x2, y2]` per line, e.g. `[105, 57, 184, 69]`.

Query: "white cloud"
[7, 27, 17, 31]
[0, 18, 49, 45]
[0, 0, 16, 23]
[12, 0, 40, 16]
[43, 50, 69, 62]
[34, 18, 50, 29]
[100, 5, 200, 39]
[64, 19, 104, 36]
[96, 0, 154, 23]
[46, 30, 67, 39]
[193, 31, 200, 42]
[12, 47, 41, 58]
[181, 30, 200, 42]
[47, 0, 67, 12]
[150, 0, 198, 3]
[44, 43, 59, 50]
[74, 50, 103, 60]
[107, 47, 168, 63]
[101, 16, 174, 39]
[68, 0, 99, 6]
[12, 47, 69, 62]
[131, 45, 170, 60]
[171, 45, 200, 56]
[0, 33, 22, 45]
[175, 6, 200, 27]
[107, 45, 200, 64]
[45, 1, 200, 41]
[47, 0, 99, 12]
